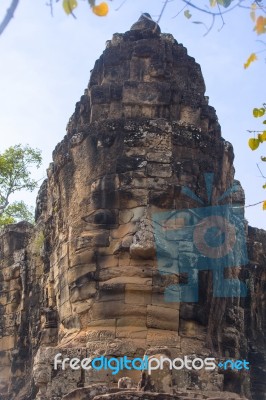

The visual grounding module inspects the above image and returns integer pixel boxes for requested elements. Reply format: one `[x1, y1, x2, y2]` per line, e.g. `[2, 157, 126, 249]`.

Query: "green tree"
[0, 144, 42, 227]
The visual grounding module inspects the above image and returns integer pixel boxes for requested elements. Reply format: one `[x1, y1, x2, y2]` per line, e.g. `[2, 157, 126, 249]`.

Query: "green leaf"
[184, 10, 192, 19]
[248, 138, 260, 150]
[253, 107, 265, 117]
[258, 131, 266, 142]
[63, 0, 78, 15]
[217, 0, 233, 8]
[244, 53, 257, 69]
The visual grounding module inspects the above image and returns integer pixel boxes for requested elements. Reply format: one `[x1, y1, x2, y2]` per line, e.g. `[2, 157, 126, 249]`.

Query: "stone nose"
[129, 217, 156, 259]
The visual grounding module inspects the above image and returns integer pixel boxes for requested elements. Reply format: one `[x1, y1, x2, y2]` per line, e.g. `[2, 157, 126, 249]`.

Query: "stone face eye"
[93, 210, 116, 226]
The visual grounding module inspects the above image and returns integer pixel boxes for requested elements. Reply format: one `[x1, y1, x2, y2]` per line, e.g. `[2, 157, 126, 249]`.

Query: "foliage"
[56, 0, 266, 67]
[1, 1, 266, 46]
[248, 105, 266, 151]
[244, 52, 258, 69]
[179, 0, 266, 67]
[59, 0, 265, 67]
[33, 231, 45, 254]
[0, 144, 42, 227]
[247, 104, 266, 209]
[62, 0, 109, 17]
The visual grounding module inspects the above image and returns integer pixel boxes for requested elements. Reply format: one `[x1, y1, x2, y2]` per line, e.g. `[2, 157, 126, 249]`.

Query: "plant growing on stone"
[33, 231, 45, 254]
[0, 144, 42, 227]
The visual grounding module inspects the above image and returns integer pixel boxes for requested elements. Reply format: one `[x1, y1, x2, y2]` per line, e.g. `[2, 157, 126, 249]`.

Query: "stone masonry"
[0, 14, 265, 400]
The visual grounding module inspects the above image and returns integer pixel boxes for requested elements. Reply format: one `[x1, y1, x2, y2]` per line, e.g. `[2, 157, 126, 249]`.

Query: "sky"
[0, 0, 265, 228]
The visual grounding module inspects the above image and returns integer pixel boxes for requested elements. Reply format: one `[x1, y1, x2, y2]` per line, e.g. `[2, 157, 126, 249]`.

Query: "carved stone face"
[57, 121, 180, 356]
[46, 18, 235, 363]
[49, 116, 234, 365]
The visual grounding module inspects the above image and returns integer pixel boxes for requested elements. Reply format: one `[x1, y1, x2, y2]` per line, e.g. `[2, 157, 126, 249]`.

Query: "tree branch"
[181, 0, 243, 17]
[0, 0, 20, 36]
[46, 0, 54, 17]
[204, 14, 216, 37]
[157, 0, 171, 24]
[0, 188, 11, 215]
[257, 163, 266, 179]
[217, 2, 225, 31]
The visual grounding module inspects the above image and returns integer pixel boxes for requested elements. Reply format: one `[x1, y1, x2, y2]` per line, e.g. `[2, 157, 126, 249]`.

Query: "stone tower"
[0, 14, 265, 400]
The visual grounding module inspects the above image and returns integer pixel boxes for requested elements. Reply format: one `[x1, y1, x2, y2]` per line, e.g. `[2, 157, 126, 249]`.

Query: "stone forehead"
[66, 16, 215, 137]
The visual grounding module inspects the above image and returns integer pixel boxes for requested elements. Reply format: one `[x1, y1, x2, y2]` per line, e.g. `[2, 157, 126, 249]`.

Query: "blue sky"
[0, 0, 265, 228]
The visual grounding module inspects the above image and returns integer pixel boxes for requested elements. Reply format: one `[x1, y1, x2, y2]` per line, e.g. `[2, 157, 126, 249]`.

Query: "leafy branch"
[247, 104, 266, 209]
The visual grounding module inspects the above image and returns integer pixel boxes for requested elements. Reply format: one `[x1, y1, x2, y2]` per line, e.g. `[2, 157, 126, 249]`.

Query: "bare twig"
[232, 200, 265, 208]
[247, 130, 266, 133]
[245, 200, 264, 208]
[204, 14, 215, 36]
[217, 2, 225, 31]
[181, 0, 243, 17]
[254, 0, 266, 14]
[157, 0, 171, 24]
[115, 0, 128, 12]
[172, 4, 188, 18]
[46, 0, 54, 17]
[256, 40, 266, 46]
[257, 163, 266, 179]
[0, 0, 19, 36]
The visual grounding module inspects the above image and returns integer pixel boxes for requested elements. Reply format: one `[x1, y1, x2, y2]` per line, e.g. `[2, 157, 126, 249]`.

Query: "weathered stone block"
[123, 82, 171, 105]
[111, 223, 137, 239]
[91, 302, 147, 320]
[179, 319, 206, 340]
[0, 335, 15, 351]
[98, 282, 125, 302]
[125, 284, 152, 305]
[147, 305, 179, 331]
[146, 329, 181, 348]
[70, 288, 95, 306]
[147, 151, 172, 163]
[151, 291, 180, 309]
[68, 264, 96, 284]
[147, 163, 172, 178]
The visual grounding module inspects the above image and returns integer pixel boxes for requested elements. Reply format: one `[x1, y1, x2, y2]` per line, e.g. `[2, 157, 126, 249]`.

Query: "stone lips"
[0, 14, 265, 400]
